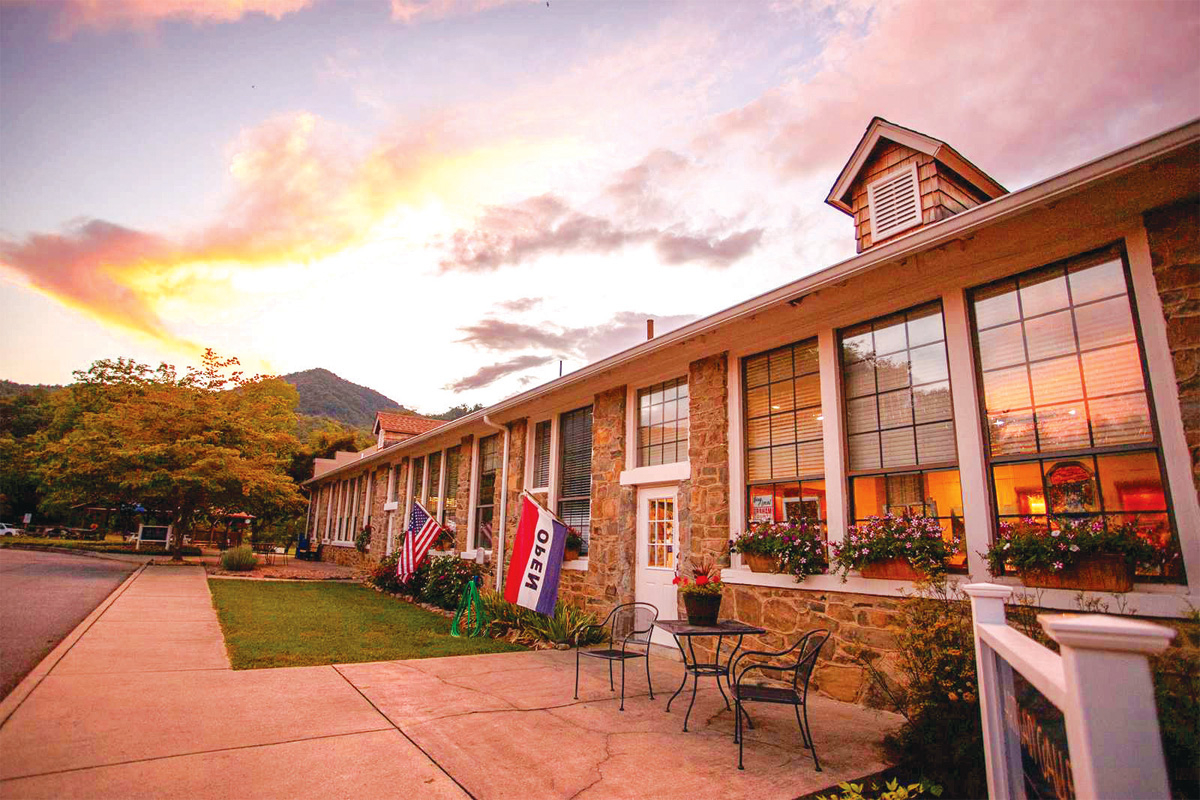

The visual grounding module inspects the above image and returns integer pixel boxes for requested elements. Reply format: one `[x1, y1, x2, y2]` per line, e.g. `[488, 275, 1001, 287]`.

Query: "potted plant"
[674, 554, 723, 625]
[984, 517, 1159, 592]
[731, 520, 828, 581]
[831, 514, 952, 581]
[563, 527, 584, 562]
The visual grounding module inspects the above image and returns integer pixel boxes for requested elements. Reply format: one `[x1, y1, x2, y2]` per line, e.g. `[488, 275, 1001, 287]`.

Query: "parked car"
[0, 523, 25, 536]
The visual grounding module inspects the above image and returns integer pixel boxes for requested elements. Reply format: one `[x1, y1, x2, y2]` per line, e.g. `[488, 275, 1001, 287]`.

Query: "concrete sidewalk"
[0, 566, 902, 799]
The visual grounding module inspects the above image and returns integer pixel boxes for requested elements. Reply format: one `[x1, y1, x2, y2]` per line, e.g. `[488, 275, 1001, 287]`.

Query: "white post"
[817, 328, 849, 542]
[1040, 614, 1175, 800]
[964, 583, 1024, 800]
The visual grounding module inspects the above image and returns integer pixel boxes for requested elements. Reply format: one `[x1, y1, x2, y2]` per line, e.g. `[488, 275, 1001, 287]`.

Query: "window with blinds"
[474, 434, 500, 550]
[532, 420, 551, 488]
[841, 302, 964, 568]
[970, 248, 1179, 579]
[411, 456, 425, 508]
[637, 377, 689, 466]
[558, 405, 593, 555]
[443, 446, 459, 531]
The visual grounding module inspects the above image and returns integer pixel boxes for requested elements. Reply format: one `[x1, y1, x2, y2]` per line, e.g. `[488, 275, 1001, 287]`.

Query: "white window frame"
[620, 380, 692, 487]
[467, 434, 502, 554]
[525, 418, 554, 492]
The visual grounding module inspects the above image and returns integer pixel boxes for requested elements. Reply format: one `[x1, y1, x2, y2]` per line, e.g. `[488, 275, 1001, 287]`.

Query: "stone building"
[303, 117, 1200, 704]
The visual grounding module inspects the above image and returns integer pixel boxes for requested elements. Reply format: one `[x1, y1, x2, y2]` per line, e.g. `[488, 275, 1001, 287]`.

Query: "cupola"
[826, 117, 1007, 253]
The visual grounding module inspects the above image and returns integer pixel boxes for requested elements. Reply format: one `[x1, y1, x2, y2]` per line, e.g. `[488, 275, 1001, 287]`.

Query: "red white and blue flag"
[504, 494, 567, 615]
[398, 500, 442, 582]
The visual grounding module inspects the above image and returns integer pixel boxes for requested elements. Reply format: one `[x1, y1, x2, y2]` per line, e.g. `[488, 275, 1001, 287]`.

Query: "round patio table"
[655, 619, 767, 732]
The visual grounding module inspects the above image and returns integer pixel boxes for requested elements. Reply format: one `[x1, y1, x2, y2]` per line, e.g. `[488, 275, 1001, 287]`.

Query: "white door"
[636, 485, 679, 647]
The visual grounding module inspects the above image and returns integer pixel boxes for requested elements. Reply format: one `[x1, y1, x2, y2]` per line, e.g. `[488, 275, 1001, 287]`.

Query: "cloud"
[41, 0, 313, 38]
[389, 0, 534, 24]
[456, 310, 697, 362]
[495, 297, 543, 313]
[444, 354, 553, 392]
[439, 192, 764, 272]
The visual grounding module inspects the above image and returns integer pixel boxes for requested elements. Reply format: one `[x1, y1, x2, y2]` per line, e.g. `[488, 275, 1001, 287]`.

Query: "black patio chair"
[573, 602, 658, 711]
[731, 628, 830, 772]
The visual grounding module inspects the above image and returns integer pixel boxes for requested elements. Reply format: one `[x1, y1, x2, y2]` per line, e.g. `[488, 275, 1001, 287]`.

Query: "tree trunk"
[172, 509, 192, 561]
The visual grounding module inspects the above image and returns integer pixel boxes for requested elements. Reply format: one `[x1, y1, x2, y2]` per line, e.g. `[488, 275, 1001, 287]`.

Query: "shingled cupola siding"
[826, 117, 1009, 252]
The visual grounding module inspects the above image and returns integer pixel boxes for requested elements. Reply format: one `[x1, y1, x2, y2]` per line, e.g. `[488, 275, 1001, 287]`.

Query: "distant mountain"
[0, 380, 62, 398]
[281, 368, 411, 430]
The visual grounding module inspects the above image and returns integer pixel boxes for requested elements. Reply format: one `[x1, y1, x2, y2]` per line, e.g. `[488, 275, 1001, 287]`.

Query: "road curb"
[0, 544, 153, 564]
[0, 561, 148, 729]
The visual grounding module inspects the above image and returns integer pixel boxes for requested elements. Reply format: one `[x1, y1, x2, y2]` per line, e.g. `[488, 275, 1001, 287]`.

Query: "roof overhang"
[304, 117, 1200, 488]
[825, 117, 1008, 215]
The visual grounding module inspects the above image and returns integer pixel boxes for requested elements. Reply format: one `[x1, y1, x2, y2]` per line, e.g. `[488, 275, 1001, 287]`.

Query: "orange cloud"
[42, 0, 313, 38]
[389, 0, 532, 25]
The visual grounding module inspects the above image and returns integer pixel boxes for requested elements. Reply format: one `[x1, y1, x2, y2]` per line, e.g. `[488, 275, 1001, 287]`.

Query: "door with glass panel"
[636, 485, 678, 646]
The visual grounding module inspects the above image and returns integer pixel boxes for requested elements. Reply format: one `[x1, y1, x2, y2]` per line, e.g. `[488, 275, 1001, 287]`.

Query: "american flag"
[398, 500, 443, 582]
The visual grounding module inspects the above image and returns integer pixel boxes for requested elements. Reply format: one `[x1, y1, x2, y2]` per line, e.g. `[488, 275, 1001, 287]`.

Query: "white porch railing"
[964, 583, 1175, 800]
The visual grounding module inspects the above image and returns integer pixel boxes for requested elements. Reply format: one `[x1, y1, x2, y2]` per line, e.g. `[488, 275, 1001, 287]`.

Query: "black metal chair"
[731, 628, 830, 771]
[573, 602, 658, 711]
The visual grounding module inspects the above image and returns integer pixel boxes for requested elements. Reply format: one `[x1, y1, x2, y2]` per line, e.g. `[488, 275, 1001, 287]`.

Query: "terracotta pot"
[744, 553, 782, 573]
[563, 546, 581, 562]
[1020, 554, 1134, 592]
[860, 557, 924, 581]
[682, 592, 722, 626]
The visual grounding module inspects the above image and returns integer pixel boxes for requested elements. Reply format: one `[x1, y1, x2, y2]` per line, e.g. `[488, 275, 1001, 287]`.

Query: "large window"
[427, 451, 441, 513]
[743, 338, 826, 527]
[474, 434, 500, 551]
[532, 420, 551, 489]
[637, 377, 689, 466]
[841, 303, 964, 565]
[970, 249, 1180, 579]
[443, 446, 460, 531]
[558, 405, 593, 555]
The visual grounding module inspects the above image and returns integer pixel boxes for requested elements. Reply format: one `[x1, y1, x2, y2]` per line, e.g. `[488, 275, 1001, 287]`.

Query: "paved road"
[0, 550, 138, 699]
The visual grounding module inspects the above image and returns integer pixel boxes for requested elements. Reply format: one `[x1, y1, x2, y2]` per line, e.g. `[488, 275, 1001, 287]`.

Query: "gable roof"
[373, 411, 446, 437]
[825, 117, 1008, 215]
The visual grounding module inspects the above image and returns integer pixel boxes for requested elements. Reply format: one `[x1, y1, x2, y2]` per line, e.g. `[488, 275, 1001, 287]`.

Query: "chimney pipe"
[646, 319, 654, 340]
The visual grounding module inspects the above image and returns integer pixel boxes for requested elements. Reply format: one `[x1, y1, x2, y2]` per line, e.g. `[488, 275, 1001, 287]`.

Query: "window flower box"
[986, 517, 1158, 593]
[730, 520, 827, 581]
[1019, 553, 1134, 592]
[743, 553, 783, 574]
[860, 557, 926, 582]
[831, 514, 952, 580]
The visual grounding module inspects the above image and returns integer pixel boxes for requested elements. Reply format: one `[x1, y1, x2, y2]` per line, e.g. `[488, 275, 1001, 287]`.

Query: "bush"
[369, 553, 430, 597]
[418, 555, 483, 610]
[354, 524, 371, 554]
[481, 591, 606, 647]
[832, 515, 953, 578]
[817, 778, 942, 800]
[220, 545, 258, 571]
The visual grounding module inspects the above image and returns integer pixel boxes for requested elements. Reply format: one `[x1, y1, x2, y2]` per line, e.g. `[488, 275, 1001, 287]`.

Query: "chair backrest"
[790, 629, 831, 696]
[607, 602, 659, 645]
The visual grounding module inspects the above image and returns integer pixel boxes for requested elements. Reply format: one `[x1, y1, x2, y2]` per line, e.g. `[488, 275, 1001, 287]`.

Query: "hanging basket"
[563, 546, 581, 562]
[860, 557, 925, 581]
[743, 553, 782, 573]
[1019, 554, 1134, 592]
[682, 592, 722, 626]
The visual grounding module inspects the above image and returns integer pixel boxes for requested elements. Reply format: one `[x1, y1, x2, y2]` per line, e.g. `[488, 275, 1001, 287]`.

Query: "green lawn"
[208, 579, 524, 669]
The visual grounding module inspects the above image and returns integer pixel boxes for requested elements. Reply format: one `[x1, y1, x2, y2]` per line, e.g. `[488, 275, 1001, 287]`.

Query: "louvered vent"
[867, 162, 922, 242]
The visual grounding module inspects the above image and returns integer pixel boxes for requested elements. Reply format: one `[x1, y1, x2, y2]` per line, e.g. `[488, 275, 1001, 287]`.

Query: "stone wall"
[686, 352, 730, 565]
[454, 435, 474, 552]
[1144, 197, 1200, 491]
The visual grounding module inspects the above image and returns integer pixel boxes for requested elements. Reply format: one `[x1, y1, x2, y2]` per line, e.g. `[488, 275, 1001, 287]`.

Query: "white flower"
[1051, 531, 1060, 537]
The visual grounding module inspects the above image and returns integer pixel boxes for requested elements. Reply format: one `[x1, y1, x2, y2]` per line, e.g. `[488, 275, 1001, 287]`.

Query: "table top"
[654, 619, 767, 636]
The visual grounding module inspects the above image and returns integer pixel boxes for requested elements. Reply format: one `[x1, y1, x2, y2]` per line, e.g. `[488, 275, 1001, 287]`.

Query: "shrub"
[419, 554, 484, 610]
[831, 515, 952, 578]
[817, 778, 942, 800]
[481, 591, 606, 647]
[354, 524, 371, 554]
[369, 553, 431, 597]
[220, 545, 257, 571]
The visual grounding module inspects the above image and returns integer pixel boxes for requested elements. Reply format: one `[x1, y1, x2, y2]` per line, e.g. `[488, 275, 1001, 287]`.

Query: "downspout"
[482, 415, 510, 593]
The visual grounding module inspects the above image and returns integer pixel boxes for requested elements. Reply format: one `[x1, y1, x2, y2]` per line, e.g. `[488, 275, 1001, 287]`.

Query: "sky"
[1, 0, 1198, 414]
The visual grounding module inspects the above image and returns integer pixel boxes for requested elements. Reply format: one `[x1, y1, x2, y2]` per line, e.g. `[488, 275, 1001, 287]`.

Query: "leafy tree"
[0, 386, 55, 521]
[431, 403, 483, 421]
[36, 350, 304, 559]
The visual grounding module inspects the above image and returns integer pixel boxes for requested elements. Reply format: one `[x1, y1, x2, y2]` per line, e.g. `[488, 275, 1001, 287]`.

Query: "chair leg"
[609, 659, 614, 691]
[737, 701, 745, 770]
[804, 702, 821, 772]
[644, 652, 654, 700]
[620, 659, 627, 711]
[794, 704, 810, 749]
[574, 650, 580, 700]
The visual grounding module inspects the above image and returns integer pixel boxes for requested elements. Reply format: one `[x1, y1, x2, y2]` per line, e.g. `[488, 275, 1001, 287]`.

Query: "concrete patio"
[0, 565, 903, 799]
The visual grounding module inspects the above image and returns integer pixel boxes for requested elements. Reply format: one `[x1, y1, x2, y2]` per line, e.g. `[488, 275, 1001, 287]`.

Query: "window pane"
[1074, 296, 1135, 351]
[745, 354, 769, 388]
[844, 359, 876, 398]
[881, 428, 916, 467]
[852, 476, 887, 519]
[796, 410, 822, 440]
[769, 348, 793, 381]
[770, 379, 795, 412]
[874, 316, 908, 355]
[1080, 343, 1142, 397]
[878, 390, 913, 429]
[925, 469, 964, 518]
[794, 374, 821, 407]
[1096, 451, 1168, 512]
[992, 462, 1046, 517]
[533, 420, 551, 487]
[1020, 270, 1069, 317]
[848, 432, 881, 471]
[916, 421, 956, 464]
[557, 498, 590, 555]
[978, 323, 1025, 371]
[747, 385, 770, 417]
[1044, 458, 1099, 514]
[772, 444, 798, 479]
[748, 450, 771, 482]
[770, 413, 796, 446]
[1089, 392, 1153, 446]
[875, 352, 910, 392]
[974, 280, 1020, 329]
[1068, 258, 1126, 305]
[983, 366, 1032, 411]
[795, 342, 819, 375]
[747, 417, 770, 449]
[843, 326, 874, 362]
[1035, 403, 1090, 451]
[798, 440, 823, 475]
[1024, 310, 1075, 362]
[475, 507, 494, 550]
[988, 410, 1037, 456]
[913, 382, 952, 424]
[909, 343, 949, 385]
[907, 303, 944, 347]
[1030, 355, 1082, 405]
[846, 396, 878, 434]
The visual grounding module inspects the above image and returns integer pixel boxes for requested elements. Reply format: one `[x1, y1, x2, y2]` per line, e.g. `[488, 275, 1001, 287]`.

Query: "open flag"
[504, 494, 567, 615]
[398, 500, 442, 582]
